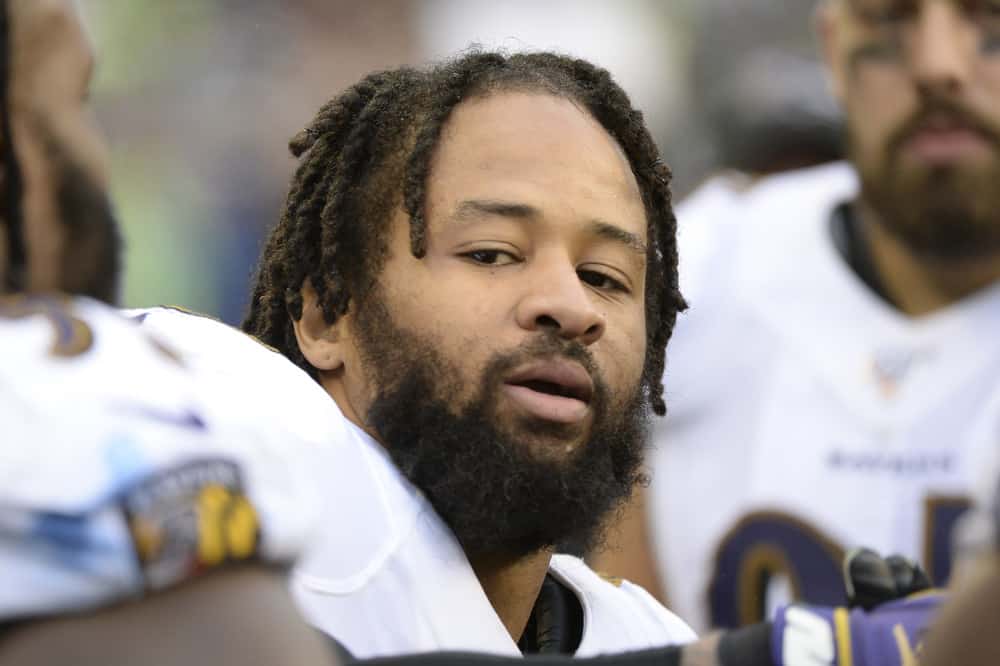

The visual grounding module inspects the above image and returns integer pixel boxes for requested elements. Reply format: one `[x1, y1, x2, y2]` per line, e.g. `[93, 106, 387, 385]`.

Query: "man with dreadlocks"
[143, 49, 698, 657]
[133, 46, 941, 663]
[0, 2, 948, 661]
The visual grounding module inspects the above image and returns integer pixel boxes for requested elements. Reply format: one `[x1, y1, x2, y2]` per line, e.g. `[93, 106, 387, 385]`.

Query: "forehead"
[11, 0, 94, 99]
[845, 0, 977, 15]
[427, 91, 645, 233]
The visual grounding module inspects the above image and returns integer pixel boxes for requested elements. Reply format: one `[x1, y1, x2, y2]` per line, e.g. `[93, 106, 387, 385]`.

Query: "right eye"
[459, 249, 519, 266]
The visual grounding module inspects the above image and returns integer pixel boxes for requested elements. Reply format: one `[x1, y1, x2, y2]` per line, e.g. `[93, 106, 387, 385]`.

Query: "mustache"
[888, 95, 1000, 159]
[486, 334, 601, 384]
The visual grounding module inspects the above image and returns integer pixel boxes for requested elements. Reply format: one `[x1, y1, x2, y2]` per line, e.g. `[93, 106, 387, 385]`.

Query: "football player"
[144, 50, 698, 658]
[0, 2, 949, 663]
[596, 0, 1000, 631]
[132, 46, 948, 662]
[0, 2, 339, 663]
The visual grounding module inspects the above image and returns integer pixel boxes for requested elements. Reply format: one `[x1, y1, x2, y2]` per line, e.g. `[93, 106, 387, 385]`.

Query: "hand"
[771, 548, 941, 666]
[843, 548, 932, 611]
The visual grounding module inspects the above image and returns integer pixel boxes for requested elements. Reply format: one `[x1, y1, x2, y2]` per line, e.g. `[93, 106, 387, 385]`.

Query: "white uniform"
[0, 296, 326, 620]
[132, 307, 697, 658]
[648, 162, 1000, 631]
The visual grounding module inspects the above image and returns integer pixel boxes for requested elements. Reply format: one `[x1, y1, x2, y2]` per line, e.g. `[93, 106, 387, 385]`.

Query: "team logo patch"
[120, 459, 260, 590]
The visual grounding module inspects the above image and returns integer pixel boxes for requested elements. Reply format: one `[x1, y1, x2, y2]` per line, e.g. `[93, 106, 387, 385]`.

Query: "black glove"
[843, 547, 932, 611]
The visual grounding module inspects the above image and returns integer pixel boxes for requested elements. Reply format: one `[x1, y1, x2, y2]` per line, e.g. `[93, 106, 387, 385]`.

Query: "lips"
[502, 359, 594, 424]
[900, 114, 995, 163]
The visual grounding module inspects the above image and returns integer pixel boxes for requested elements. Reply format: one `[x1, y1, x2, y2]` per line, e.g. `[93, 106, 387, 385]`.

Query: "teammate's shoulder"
[127, 305, 348, 447]
[548, 554, 697, 650]
[0, 294, 190, 384]
[124, 305, 278, 361]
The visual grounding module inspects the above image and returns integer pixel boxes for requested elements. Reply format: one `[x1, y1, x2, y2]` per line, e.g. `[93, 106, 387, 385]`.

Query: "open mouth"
[513, 379, 591, 402]
[502, 360, 594, 425]
[901, 115, 994, 162]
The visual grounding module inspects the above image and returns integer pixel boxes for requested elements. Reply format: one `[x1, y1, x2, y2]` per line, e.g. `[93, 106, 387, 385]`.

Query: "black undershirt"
[517, 574, 585, 655]
[351, 623, 774, 666]
[830, 202, 899, 309]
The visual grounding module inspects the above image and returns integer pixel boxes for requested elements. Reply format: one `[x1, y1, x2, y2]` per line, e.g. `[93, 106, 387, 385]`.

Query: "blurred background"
[80, 0, 837, 324]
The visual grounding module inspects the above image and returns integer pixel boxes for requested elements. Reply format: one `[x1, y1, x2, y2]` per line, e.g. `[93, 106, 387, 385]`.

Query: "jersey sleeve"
[0, 296, 326, 621]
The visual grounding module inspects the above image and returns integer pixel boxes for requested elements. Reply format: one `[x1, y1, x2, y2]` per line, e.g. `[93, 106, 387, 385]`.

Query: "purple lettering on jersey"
[111, 403, 207, 431]
[826, 449, 954, 476]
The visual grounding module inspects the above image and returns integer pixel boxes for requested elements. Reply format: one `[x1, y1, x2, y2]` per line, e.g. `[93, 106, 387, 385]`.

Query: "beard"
[853, 96, 1000, 261]
[52, 144, 122, 305]
[353, 290, 649, 559]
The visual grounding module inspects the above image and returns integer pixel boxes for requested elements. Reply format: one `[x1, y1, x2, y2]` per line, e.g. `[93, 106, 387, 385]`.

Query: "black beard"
[54, 146, 122, 305]
[853, 100, 1000, 262]
[355, 293, 649, 559]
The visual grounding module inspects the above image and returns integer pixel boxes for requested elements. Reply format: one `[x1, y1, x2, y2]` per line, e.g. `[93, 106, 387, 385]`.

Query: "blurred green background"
[80, 0, 824, 324]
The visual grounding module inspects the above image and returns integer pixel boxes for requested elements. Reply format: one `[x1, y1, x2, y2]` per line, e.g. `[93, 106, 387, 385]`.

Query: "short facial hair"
[854, 93, 1000, 261]
[353, 290, 649, 559]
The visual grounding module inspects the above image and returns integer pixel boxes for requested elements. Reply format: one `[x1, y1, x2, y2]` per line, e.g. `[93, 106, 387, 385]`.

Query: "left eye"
[461, 249, 518, 266]
[579, 270, 627, 293]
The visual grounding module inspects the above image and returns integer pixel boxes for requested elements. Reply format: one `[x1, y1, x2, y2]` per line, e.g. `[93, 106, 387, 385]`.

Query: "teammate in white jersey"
[597, 0, 1000, 632]
[0, 2, 339, 663]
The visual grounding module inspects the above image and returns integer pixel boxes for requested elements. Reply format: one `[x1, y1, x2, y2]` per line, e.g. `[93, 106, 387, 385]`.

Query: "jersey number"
[708, 496, 972, 628]
[0, 294, 94, 357]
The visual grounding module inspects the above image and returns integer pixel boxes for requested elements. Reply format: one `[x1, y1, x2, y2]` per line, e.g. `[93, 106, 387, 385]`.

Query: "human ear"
[291, 279, 348, 373]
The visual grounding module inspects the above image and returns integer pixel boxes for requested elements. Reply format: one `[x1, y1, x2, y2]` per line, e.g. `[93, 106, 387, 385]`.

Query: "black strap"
[830, 202, 897, 309]
[518, 574, 584, 655]
[355, 647, 686, 666]
[717, 622, 776, 666]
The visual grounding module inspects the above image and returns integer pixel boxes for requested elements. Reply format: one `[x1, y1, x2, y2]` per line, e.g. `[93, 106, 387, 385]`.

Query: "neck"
[469, 548, 554, 643]
[859, 202, 1000, 317]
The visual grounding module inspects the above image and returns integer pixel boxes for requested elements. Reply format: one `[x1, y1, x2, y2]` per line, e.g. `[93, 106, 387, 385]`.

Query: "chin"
[501, 415, 591, 457]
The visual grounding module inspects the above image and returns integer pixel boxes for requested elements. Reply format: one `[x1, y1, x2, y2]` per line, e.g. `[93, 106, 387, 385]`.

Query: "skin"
[3, 0, 110, 292]
[0, 567, 338, 666]
[594, 0, 1000, 606]
[294, 91, 649, 642]
[921, 555, 1000, 666]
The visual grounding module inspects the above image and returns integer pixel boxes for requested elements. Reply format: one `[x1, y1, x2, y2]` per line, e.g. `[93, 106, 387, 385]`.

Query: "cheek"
[847, 77, 914, 160]
[598, 310, 647, 396]
[973, 60, 1000, 120]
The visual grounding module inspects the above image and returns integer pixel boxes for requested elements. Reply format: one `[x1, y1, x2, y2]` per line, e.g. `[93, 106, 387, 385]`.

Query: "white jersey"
[0, 296, 326, 621]
[132, 307, 697, 658]
[649, 162, 1000, 631]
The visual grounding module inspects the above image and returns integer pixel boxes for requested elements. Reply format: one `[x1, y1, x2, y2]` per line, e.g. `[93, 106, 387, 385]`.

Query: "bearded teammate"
[596, 0, 1000, 632]
[0, 2, 341, 664]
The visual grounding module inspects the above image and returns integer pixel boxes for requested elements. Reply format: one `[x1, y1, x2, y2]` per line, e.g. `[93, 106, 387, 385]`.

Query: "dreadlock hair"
[0, 0, 26, 293]
[243, 50, 686, 416]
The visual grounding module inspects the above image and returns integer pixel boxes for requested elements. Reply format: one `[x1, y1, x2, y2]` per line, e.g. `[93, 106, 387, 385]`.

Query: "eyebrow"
[452, 199, 647, 256]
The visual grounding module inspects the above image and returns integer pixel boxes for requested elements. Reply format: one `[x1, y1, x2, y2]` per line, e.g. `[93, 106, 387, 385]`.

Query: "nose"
[515, 259, 606, 346]
[909, 2, 975, 97]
